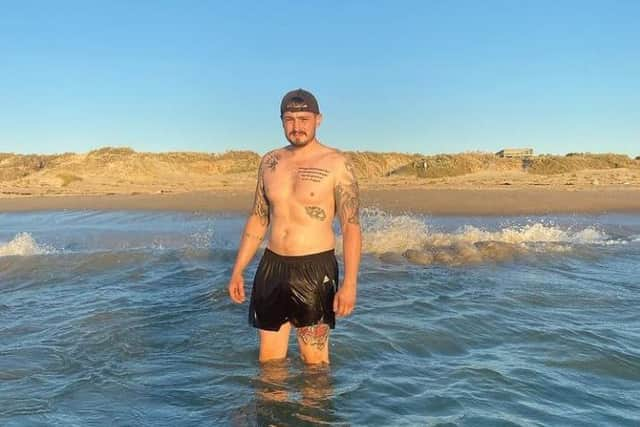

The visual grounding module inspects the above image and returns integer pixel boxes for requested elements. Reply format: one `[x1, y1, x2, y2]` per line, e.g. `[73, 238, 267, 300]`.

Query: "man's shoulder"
[326, 150, 358, 181]
[260, 147, 287, 161]
[320, 147, 350, 165]
[258, 147, 288, 170]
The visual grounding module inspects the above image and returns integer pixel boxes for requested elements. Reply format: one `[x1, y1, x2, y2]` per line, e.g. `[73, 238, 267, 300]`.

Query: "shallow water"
[1, 209, 639, 426]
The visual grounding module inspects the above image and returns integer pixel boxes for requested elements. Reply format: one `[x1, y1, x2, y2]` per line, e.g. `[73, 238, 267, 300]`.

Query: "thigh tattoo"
[297, 324, 330, 350]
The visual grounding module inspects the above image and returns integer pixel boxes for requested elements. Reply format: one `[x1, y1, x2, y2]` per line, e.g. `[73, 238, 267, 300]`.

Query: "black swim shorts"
[249, 248, 339, 331]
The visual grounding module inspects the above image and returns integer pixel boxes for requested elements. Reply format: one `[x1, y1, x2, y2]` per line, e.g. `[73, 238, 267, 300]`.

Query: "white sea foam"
[359, 208, 430, 253]
[0, 233, 55, 257]
[569, 228, 609, 244]
[350, 208, 617, 265]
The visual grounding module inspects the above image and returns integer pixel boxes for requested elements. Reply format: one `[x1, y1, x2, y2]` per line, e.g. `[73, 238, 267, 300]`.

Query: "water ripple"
[2, 212, 640, 425]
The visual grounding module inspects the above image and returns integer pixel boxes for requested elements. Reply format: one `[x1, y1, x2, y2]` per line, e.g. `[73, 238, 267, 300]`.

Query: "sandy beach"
[2, 188, 640, 216]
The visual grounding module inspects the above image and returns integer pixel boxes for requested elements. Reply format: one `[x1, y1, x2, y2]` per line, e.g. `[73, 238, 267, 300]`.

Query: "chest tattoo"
[297, 167, 330, 182]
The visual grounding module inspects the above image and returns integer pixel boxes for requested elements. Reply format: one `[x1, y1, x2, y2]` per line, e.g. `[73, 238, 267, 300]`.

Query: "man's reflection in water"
[299, 364, 333, 410]
[234, 358, 344, 426]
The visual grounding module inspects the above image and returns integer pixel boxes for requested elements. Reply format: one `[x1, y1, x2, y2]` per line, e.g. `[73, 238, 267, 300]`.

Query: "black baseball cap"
[280, 88, 320, 117]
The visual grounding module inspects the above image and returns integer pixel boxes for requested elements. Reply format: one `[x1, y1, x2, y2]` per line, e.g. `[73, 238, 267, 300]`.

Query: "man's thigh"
[297, 323, 330, 364]
[258, 322, 291, 362]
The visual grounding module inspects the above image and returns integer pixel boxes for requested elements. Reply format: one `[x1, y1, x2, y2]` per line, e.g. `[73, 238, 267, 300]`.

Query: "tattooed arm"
[333, 155, 362, 316]
[228, 155, 272, 303]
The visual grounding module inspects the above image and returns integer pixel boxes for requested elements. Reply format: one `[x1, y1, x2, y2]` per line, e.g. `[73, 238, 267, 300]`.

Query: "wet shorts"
[249, 248, 339, 331]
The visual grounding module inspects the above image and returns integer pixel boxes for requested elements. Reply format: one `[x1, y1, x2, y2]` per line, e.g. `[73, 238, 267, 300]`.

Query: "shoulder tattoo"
[264, 152, 280, 172]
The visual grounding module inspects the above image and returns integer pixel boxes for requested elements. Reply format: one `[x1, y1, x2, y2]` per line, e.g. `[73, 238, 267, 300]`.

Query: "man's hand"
[228, 273, 245, 303]
[333, 283, 356, 317]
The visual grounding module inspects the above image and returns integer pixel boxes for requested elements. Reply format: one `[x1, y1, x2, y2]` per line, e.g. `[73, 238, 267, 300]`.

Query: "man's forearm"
[342, 224, 361, 286]
[231, 215, 268, 276]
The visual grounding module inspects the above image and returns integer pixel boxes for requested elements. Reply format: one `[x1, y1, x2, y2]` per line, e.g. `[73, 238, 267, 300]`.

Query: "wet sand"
[2, 188, 640, 216]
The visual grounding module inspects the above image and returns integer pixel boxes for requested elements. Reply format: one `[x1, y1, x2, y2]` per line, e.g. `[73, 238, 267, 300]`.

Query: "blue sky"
[1, 0, 638, 156]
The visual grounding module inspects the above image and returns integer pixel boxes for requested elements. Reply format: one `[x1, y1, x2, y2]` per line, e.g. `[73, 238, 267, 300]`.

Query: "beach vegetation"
[57, 173, 83, 187]
[385, 152, 640, 178]
[389, 152, 520, 178]
[2, 147, 638, 187]
[88, 146, 136, 157]
[528, 153, 637, 174]
[347, 151, 423, 178]
[156, 150, 260, 175]
[218, 151, 261, 174]
[0, 154, 60, 181]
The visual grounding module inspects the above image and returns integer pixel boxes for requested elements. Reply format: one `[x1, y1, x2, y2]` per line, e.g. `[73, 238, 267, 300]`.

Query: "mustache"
[289, 131, 307, 136]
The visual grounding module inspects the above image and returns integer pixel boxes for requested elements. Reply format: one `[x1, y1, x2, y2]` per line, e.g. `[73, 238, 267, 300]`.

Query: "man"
[228, 88, 362, 365]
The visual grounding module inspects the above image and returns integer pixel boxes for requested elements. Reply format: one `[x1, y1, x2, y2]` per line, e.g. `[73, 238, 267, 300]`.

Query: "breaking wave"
[350, 208, 617, 266]
[0, 233, 56, 257]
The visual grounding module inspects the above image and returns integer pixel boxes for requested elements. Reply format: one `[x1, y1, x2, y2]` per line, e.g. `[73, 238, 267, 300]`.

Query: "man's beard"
[287, 131, 314, 146]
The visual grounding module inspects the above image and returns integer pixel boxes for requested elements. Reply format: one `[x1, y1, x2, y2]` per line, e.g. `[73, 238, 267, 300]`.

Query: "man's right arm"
[228, 159, 270, 303]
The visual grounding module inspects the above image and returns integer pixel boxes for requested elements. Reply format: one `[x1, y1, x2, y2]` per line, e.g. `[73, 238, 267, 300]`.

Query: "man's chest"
[264, 162, 334, 205]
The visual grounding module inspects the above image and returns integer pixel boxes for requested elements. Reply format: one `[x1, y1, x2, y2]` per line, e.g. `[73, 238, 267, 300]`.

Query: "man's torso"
[263, 145, 341, 256]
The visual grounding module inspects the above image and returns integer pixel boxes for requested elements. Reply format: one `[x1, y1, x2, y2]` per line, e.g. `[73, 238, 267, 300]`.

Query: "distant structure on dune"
[496, 148, 534, 158]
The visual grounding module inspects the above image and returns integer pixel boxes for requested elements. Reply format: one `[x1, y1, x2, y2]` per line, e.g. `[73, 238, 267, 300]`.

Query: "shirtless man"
[227, 89, 362, 365]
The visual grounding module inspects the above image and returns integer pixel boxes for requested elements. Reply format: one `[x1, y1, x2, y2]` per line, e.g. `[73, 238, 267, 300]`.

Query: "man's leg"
[297, 323, 330, 364]
[256, 358, 290, 402]
[258, 322, 291, 362]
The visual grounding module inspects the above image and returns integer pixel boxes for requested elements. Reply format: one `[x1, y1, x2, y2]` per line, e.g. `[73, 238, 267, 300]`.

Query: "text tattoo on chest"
[297, 167, 330, 182]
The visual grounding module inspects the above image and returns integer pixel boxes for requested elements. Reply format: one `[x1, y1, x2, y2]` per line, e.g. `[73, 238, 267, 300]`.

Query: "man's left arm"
[333, 155, 362, 317]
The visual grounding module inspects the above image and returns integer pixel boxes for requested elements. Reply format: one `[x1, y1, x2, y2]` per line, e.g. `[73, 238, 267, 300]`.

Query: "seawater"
[1, 209, 639, 426]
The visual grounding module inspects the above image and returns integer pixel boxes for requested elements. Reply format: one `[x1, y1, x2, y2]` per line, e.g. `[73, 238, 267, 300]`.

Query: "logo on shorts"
[322, 275, 336, 291]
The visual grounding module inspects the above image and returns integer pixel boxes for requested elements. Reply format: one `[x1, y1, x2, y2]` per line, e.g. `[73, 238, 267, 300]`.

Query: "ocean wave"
[350, 208, 619, 265]
[0, 233, 56, 257]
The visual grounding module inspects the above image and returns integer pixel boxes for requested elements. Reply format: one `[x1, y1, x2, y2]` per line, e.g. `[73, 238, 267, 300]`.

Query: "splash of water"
[360, 208, 430, 253]
[349, 208, 614, 266]
[0, 233, 55, 257]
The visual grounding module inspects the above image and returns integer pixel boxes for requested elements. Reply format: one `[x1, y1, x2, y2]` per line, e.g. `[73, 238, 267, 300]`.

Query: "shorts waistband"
[264, 247, 335, 263]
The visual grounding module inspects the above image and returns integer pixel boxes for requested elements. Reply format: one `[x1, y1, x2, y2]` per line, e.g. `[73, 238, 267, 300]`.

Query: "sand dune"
[1, 147, 639, 214]
[0, 147, 261, 196]
[1, 147, 639, 197]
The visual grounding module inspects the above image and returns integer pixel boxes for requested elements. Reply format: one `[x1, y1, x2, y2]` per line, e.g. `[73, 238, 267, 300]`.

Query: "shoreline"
[2, 188, 640, 216]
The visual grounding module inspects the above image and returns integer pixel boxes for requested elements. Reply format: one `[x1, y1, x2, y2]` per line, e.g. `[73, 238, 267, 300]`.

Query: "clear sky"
[1, 0, 638, 156]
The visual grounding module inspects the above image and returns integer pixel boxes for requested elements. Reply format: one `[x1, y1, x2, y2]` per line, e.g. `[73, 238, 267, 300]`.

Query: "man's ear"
[315, 113, 323, 128]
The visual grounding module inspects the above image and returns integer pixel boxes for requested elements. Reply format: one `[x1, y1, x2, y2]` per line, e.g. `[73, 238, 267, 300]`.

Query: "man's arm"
[333, 155, 362, 317]
[228, 157, 271, 303]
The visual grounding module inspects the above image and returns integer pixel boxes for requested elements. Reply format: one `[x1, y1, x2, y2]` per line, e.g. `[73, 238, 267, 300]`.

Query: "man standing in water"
[228, 89, 362, 364]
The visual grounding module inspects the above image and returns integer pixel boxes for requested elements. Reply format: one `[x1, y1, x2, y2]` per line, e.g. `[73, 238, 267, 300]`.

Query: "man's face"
[282, 111, 322, 147]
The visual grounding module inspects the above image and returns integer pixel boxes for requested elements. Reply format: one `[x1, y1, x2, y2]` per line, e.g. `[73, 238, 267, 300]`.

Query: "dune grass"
[1, 147, 638, 183]
[57, 173, 83, 187]
[528, 153, 638, 175]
